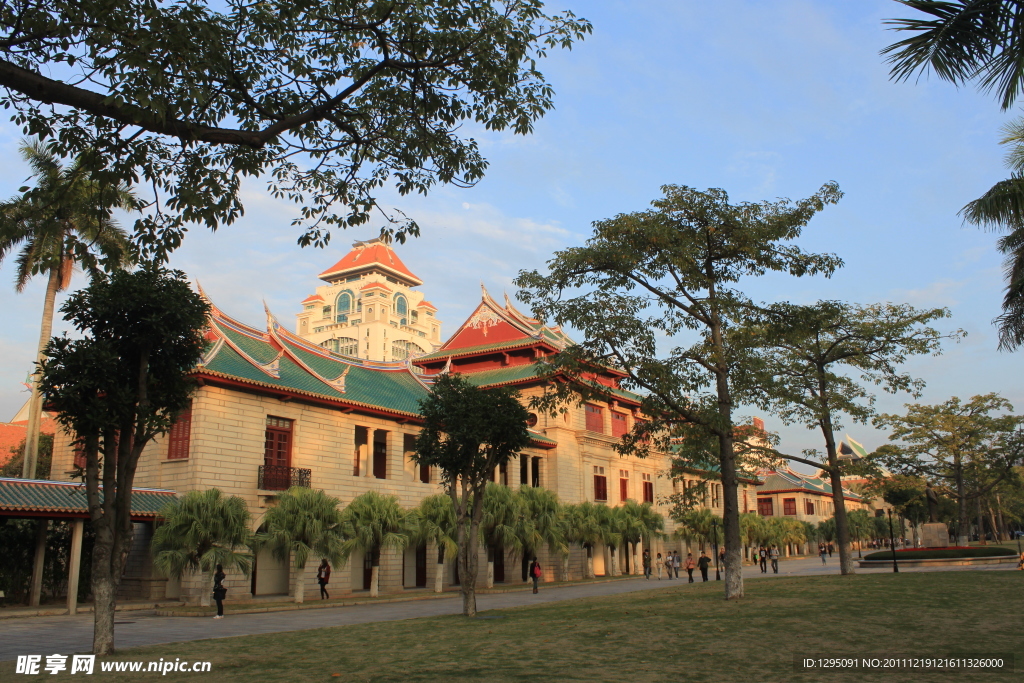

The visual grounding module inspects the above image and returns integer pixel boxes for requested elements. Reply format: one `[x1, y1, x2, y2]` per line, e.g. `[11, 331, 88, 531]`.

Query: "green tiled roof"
[0, 478, 176, 518]
[417, 338, 547, 361]
[757, 470, 862, 500]
[460, 364, 549, 387]
[527, 430, 557, 446]
[217, 324, 280, 365]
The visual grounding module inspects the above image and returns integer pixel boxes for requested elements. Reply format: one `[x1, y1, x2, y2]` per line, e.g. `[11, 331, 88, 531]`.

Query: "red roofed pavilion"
[318, 238, 423, 287]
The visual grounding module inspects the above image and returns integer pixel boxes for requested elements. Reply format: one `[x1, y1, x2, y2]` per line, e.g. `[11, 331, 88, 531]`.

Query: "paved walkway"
[0, 556, 1014, 661]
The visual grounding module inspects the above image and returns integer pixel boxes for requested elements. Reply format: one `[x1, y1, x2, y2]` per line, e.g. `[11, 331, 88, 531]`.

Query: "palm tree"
[151, 489, 253, 607]
[563, 502, 603, 579]
[740, 512, 768, 561]
[516, 486, 566, 583]
[847, 509, 874, 558]
[959, 117, 1024, 350]
[479, 483, 525, 588]
[0, 139, 138, 478]
[882, 4, 1024, 349]
[617, 500, 664, 575]
[593, 503, 622, 576]
[674, 508, 722, 552]
[256, 487, 345, 603]
[339, 490, 415, 598]
[416, 494, 458, 593]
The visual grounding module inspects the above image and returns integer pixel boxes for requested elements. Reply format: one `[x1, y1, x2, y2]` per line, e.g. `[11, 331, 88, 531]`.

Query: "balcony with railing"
[258, 464, 312, 491]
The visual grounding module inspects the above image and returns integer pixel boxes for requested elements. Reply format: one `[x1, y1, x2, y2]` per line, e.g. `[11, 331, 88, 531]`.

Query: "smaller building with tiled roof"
[0, 477, 175, 521]
[754, 466, 867, 523]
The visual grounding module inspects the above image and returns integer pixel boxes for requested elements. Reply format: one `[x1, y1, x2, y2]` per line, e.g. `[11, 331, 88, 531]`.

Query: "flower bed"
[863, 547, 1014, 561]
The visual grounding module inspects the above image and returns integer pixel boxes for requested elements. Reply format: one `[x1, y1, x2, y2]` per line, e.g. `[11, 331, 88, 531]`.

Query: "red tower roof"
[318, 239, 422, 286]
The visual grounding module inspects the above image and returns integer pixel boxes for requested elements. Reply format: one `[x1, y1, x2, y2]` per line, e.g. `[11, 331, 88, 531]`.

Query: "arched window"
[335, 291, 353, 322]
[395, 294, 408, 317]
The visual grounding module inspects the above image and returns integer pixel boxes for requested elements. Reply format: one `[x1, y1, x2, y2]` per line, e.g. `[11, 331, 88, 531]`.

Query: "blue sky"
[1, 0, 1022, 468]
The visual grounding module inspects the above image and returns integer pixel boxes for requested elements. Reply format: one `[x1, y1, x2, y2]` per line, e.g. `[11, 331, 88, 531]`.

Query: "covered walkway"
[0, 477, 176, 614]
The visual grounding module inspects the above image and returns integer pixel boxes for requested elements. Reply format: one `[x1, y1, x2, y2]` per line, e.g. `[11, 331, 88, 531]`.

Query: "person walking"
[529, 557, 542, 593]
[697, 551, 711, 582]
[769, 545, 780, 574]
[684, 552, 696, 583]
[642, 550, 652, 580]
[656, 552, 663, 579]
[212, 564, 227, 619]
[718, 547, 725, 570]
[759, 546, 767, 574]
[672, 551, 681, 579]
[317, 559, 332, 600]
[819, 543, 827, 565]
[664, 552, 674, 579]
[827, 542, 834, 557]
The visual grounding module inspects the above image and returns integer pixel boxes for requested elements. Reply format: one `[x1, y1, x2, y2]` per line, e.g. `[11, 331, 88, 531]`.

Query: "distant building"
[0, 399, 56, 467]
[294, 238, 442, 361]
[754, 466, 867, 525]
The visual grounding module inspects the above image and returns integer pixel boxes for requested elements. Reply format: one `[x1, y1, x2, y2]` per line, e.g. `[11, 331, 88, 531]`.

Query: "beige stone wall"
[48, 380, 733, 602]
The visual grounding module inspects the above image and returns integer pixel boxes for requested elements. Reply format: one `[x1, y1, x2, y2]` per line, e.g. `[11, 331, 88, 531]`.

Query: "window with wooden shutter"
[783, 498, 797, 515]
[264, 416, 293, 468]
[167, 401, 193, 460]
[593, 466, 607, 501]
[585, 404, 604, 433]
[610, 411, 628, 438]
[619, 470, 629, 501]
[806, 500, 815, 515]
[642, 473, 654, 503]
[73, 443, 86, 469]
[757, 497, 774, 516]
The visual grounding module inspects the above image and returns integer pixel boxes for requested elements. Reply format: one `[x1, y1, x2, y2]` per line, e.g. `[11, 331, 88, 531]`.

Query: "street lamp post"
[711, 518, 721, 581]
[887, 508, 899, 574]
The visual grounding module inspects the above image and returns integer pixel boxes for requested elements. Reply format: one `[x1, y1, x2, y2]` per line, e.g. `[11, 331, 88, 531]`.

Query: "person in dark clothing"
[827, 543, 834, 557]
[317, 559, 332, 600]
[642, 550, 652, 580]
[212, 564, 227, 619]
[684, 553, 695, 583]
[529, 558, 542, 593]
[718, 547, 725, 569]
[759, 546, 768, 573]
[697, 551, 711, 582]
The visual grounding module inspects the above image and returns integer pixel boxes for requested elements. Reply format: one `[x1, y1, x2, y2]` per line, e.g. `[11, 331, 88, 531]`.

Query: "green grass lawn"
[6, 571, 1021, 682]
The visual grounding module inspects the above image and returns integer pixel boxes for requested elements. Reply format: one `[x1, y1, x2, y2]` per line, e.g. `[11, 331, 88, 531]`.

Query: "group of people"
[642, 549, 712, 582]
[756, 546, 781, 574]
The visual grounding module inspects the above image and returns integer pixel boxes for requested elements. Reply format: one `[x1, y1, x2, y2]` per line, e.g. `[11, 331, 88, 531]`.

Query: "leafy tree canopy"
[0, 0, 591, 257]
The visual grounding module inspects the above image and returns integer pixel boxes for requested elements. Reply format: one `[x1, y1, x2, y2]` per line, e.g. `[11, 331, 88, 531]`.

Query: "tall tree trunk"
[457, 488, 484, 617]
[986, 502, 1001, 544]
[294, 565, 306, 603]
[90, 518, 133, 655]
[21, 266, 62, 479]
[200, 568, 211, 607]
[434, 546, 445, 593]
[819, 421, 854, 574]
[713, 373, 744, 599]
[955, 460, 969, 545]
[995, 494, 1008, 542]
[369, 565, 379, 598]
[976, 496, 986, 545]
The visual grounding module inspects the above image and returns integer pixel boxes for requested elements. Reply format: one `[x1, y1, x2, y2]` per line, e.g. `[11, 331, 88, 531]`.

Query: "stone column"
[29, 519, 47, 607]
[66, 519, 85, 614]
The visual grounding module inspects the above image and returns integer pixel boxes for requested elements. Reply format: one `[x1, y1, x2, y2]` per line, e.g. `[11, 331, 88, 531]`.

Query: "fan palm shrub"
[593, 503, 622, 576]
[617, 500, 664, 574]
[479, 482, 525, 587]
[256, 487, 345, 603]
[151, 489, 252, 607]
[564, 502, 603, 579]
[340, 491, 415, 598]
[516, 486, 566, 582]
[416, 494, 458, 593]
